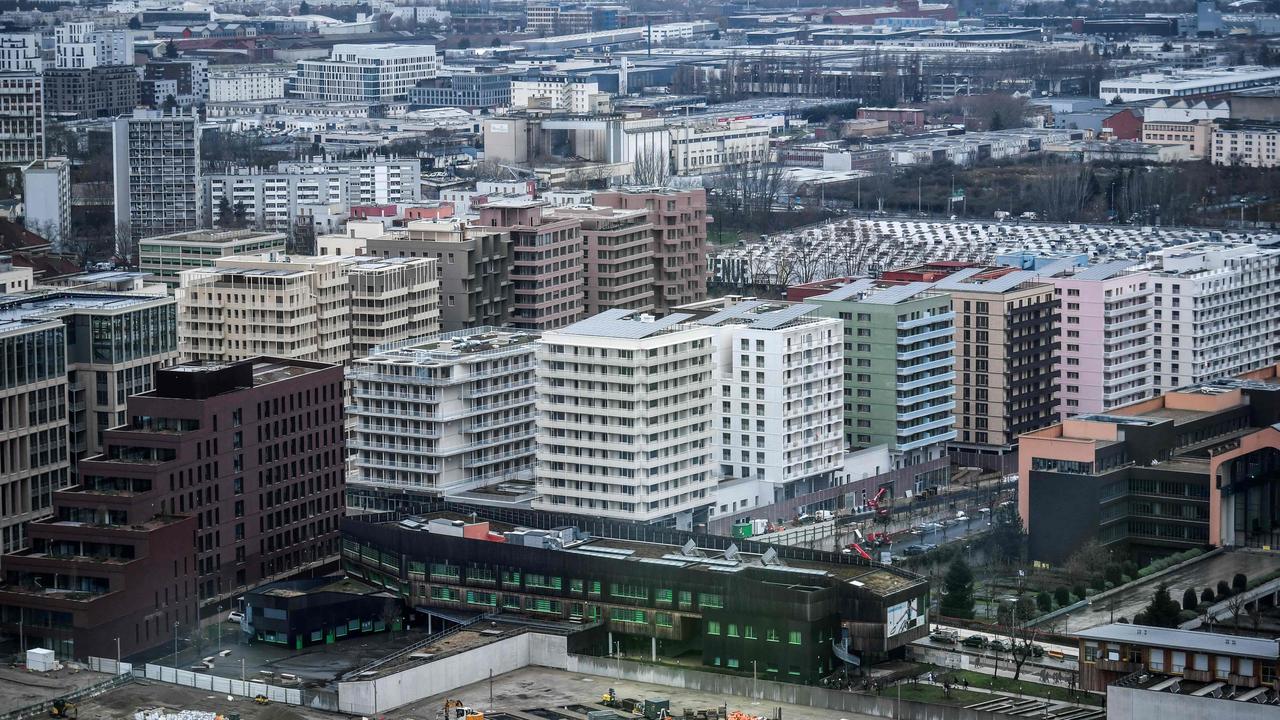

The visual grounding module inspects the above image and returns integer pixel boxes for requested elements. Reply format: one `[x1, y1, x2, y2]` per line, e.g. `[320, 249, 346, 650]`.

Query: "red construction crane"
[867, 487, 890, 518]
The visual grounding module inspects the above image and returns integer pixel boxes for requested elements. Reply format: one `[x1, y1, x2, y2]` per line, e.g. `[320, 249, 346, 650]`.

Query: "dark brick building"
[43, 66, 139, 121]
[0, 358, 345, 659]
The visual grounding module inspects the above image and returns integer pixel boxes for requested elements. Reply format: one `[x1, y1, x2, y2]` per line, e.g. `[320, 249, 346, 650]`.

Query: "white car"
[226, 610, 244, 624]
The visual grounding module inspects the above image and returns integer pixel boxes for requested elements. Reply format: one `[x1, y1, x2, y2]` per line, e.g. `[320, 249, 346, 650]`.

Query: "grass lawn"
[893, 684, 992, 706]
[941, 669, 1104, 706]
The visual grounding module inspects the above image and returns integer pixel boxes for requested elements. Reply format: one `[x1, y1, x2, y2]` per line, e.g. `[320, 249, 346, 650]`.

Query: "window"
[429, 563, 459, 581]
[788, 630, 802, 645]
[465, 590, 496, 607]
[1150, 649, 1165, 672]
[501, 571, 521, 588]
[611, 583, 647, 600]
[707, 621, 721, 635]
[610, 608, 647, 624]
[570, 579, 584, 594]
[657, 588, 674, 604]
[1215, 655, 1230, 679]
[766, 629, 779, 642]
[727, 623, 739, 637]
[698, 592, 723, 609]
[744, 625, 757, 640]
[655, 612, 673, 628]
[678, 590, 692, 608]
[430, 586, 458, 601]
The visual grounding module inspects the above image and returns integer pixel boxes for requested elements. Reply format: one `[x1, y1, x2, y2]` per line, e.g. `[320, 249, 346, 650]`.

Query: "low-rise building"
[1210, 120, 1280, 167]
[1100, 65, 1280, 102]
[1077, 624, 1278, 695]
[21, 158, 70, 249]
[290, 44, 438, 103]
[138, 229, 286, 288]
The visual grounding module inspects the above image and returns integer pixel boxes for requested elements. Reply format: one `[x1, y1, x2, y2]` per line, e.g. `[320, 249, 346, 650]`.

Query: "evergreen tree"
[1232, 573, 1247, 593]
[299, 0, 311, 14]
[1135, 584, 1181, 628]
[128, 16, 142, 30]
[1182, 588, 1198, 611]
[1054, 587, 1071, 607]
[164, 40, 178, 58]
[939, 558, 975, 619]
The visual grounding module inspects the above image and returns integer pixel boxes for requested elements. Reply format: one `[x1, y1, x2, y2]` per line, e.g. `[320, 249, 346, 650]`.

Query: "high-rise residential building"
[366, 219, 514, 332]
[348, 328, 538, 498]
[178, 254, 440, 365]
[289, 44, 438, 102]
[1, 292, 179, 467]
[43, 65, 140, 121]
[679, 300, 843, 516]
[113, 108, 203, 243]
[54, 21, 135, 69]
[140, 58, 209, 107]
[276, 157, 422, 207]
[593, 188, 709, 313]
[1148, 242, 1280, 392]
[546, 205, 656, 316]
[0, 72, 44, 165]
[0, 312, 68, 553]
[0, 34, 41, 72]
[138, 229, 287, 287]
[533, 309, 716, 528]
[476, 199, 583, 331]
[805, 279, 956, 485]
[21, 157, 71, 250]
[1048, 261, 1155, 418]
[0, 358, 345, 659]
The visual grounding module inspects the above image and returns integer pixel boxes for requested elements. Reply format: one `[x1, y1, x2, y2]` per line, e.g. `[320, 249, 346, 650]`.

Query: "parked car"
[226, 610, 244, 624]
[988, 639, 1009, 652]
[962, 635, 989, 649]
[1030, 644, 1045, 657]
[930, 630, 959, 644]
[903, 544, 927, 556]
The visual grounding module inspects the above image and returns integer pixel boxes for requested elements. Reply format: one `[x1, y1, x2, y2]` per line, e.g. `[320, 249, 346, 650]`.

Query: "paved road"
[1052, 549, 1280, 634]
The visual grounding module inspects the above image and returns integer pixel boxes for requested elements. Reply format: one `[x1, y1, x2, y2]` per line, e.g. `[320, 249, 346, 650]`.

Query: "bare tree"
[114, 220, 136, 268]
[631, 145, 670, 187]
[997, 594, 1040, 682]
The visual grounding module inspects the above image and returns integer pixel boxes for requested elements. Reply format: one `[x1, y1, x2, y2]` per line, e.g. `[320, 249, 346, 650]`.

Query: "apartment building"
[21, 158, 71, 249]
[0, 358, 345, 659]
[178, 254, 440, 365]
[546, 205, 655, 316]
[1049, 262, 1155, 418]
[1210, 120, 1280, 167]
[0, 34, 41, 72]
[0, 72, 44, 165]
[0, 313, 67, 553]
[208, 65, 289, 102]
[593, 188, 709, 313]
[112, 108, 203, 243]
[1140, 99, 1228, 158]
[366, 219, 515, 332]
[349, 328, 538, 497]
[277, 157, 422, 207]
[476, 199, 583, 331]
[54, 21, 134, 69]
[686, 301, 844, 517]
[510, 74, 602, 113]
[290, 44, 438, 102]
[141, 59, 209, 107]
[533, 309, 717, 528]
[805, 279, 956, 485]
[43, 65, 140, 121]
[0, 256, 32, 294]
[1148, 242, 1280, 392]
[668, 123, 772, 174]
[138, 229, 286, 287]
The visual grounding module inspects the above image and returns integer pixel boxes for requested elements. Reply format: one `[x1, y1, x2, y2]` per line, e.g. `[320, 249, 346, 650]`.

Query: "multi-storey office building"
[593, 188, 709, 313]
[276, 157, 421, 207]
[0, 312, 68, 553]
[0, 358, 345, 659]
[668, 123, 772, 174]
[290, 44, 438, 102]
[342, 507, 930, 678]
[1019, 364, 1280, 564]
[178, 254, 440, 366]
[685, 301, 844, 512]
[547, 205, 655, 316]
[533, 310, 717, 528]
[349, 328, 538, 497]
[0, 72, 43, 165]
[477, 199, 583, 331]
[1048, 261, 1155, 418]
[112, 108, 203, 243]
[806, 279, 956, 486]
[138, 229, 286, 288]
[1148, 242, 1280, 392]
[43, 65, 140, 121]
[409, 68, 516, 109]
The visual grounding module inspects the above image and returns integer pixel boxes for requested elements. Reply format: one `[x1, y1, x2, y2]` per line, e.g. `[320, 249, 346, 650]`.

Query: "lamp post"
[173, 621, 179, 669]
[115, 637, 121, 673]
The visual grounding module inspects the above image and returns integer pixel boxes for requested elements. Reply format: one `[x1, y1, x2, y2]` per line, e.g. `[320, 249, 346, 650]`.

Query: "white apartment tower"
[289, 44, 437, 102]
[177, 254, 440, 365]
[112, 109, 202, 243]
[694, 301, 844, 518]
[55, 22, 134, 69]
[1149, 242, 1280, 392]
[0, 34, 41, 72]
[534, 309, 716, 528]
[349, 328, 538, 497]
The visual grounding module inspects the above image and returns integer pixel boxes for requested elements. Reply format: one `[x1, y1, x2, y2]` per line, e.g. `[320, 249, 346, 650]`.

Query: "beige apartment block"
[546, 205, 656, 316]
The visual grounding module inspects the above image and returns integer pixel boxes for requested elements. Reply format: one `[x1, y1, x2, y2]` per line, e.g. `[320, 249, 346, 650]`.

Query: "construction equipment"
[602, 689, 618, 706]
[846, 543, 873, 561]
[440, 699, 484, 720]
[867, 488, 890, 518]
[642, 699, 670, 720]
[48, 699, 76, 718]
[253, 695, 269, 705]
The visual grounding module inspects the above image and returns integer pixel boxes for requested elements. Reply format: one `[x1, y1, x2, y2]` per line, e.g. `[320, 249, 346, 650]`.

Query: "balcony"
[348, 371, 456, 387]
[897, 429, 956, 452]
[355, 456, 441, 473]
[897, 370, 956, 391]
[898, 400, 955, 422]
[897, 340, 955, 361]
[462, 378, 536, 398]
[351, 388, 441, 403]
[899, 356, 954, 374]
[897, 311, 955, 331]
[466, 412, 536, 433]
[1096, 659, 1142, 674]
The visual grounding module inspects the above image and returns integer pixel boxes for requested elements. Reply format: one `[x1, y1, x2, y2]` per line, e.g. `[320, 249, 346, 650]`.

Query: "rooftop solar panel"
[859, 281, 935, 305]
[563, 310, 697, 339]
[1072, 260, 1139, 281]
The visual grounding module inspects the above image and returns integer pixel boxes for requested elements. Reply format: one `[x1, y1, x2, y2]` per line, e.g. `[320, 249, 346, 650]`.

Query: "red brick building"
[0, 358, 345, 659]
[593, 188, 710, 313]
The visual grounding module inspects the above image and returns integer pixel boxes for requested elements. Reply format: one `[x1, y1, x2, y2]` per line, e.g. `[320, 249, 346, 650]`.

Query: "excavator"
[48, 699, 77, 719]
[440, 699, 484, 720]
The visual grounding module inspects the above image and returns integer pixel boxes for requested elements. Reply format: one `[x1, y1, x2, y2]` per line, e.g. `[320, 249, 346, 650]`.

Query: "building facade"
[593, 188, 709, 313]
[54, 22, 134, 69]
[42, 65, 140, 121]
[276, 157, 422, 207]
[510, 74, 601, 113]
[290, 44, 438, 102]
[533, 310, 717, 527]
[1076, 624, 1278, 695]
[349, 328, 538, 497]
[208, 66, 289, 102]
[21, 158, 71, 250]
[113, 109, 203, 243]
[0, 72, 43, 165]
[138, 229, 286, 287]
[409, 69, 515, 109]
[547, 205, 655, 316]
[1210, 121, 1280, 167]
[476, 199, 583, 332]
[668, 123, 772, 175]
[0, 358, 345, 659]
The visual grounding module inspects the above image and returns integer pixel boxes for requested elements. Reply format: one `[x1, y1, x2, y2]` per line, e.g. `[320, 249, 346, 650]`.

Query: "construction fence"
[137, 662, 302, 705]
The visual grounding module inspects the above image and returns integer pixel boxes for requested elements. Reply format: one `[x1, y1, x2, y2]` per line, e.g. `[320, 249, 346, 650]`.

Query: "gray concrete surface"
[0, 665, 113, 713]
[75, 679, 340, 720]
[1053, 549, 1280, 634]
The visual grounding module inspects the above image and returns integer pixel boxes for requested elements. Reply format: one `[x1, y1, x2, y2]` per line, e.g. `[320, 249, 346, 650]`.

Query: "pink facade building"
[1050, 263, 1155, 419]
[547, 205, 656, 316]
[593, 188, 709, 313]
[475, 198, 583, 331]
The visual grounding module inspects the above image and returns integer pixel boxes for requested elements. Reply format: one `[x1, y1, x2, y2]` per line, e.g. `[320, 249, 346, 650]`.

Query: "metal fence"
[140, 662, 302, 705]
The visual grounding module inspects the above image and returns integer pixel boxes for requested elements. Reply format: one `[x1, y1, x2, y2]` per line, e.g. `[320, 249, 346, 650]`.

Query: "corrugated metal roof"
[1075, 624, 1279, 659]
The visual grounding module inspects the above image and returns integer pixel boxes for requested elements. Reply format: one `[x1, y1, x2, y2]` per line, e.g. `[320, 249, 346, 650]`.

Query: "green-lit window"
[788, 631, 802, 645]
[656, 588, 674, 604]
[468, 566, 496, 585]
[766, 664, 777, 674]
[727, 623, 739, 638]
[610, 608, 647, 624]
[707, 621, 721, 635]
[727, 658, 740, 669]
[589, 581, 602, 595]
[408, 561, 426, 576]
[466, 590, 497, 607]
[430, 587, 458, 601]
[429, 563, 459, 581]
[527, 574, 562, 590]
[610, 583, 647, 601]
[570, 579, 585, 594]
[767, 629, 779, 642]
[713, 657, 721, 666]
[678, 591, 692, 609]
[788, 666, 801, 676]
[501, 571, 522, 588]
[744, 626, 756, 640]
[655, 612, 673, 628]
[503, 595, 521, 610]
[698, 593, 723, 609]
[526, 597, 561, 614]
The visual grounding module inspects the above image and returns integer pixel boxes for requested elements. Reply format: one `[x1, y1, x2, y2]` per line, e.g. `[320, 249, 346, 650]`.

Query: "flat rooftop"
[368, 327, 539, 363]
[0, 291, 171, 334]
[556, 308, 702, 340]
[1077, 623, 1279, 659]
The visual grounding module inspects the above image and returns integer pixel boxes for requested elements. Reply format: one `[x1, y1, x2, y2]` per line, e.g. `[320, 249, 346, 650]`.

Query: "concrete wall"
[337, 631, 570, 715]
[1108, 684, 1276, 720]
